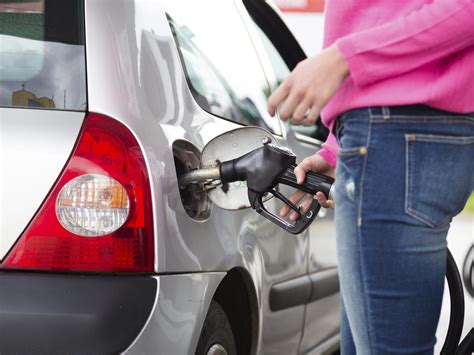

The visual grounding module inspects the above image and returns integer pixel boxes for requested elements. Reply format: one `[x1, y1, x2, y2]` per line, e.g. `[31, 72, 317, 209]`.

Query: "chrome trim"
[178, 167, 221, 186]
[207, 344, 228, 355]
[294, 132, 324, 147]
[328, 183, 336, 201]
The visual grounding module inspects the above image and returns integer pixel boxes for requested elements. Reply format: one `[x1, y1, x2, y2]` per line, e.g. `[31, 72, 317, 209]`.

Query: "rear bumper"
[0, 272, 157, 355]
[0, 271, 226, 355]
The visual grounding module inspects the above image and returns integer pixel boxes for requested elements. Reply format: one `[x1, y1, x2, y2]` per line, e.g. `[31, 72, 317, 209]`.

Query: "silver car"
[0, 0, 339, 354]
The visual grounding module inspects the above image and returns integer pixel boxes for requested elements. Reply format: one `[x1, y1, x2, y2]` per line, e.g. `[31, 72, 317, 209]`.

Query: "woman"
[268, 1, 474, 354]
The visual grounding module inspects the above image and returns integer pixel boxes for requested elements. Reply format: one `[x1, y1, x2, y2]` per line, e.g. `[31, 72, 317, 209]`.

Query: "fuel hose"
[441, 249, 465, 355]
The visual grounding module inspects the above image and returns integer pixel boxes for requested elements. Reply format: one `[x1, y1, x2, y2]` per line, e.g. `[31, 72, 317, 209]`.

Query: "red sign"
[0, 2, 43, 13]
[275, 0, 325, 13]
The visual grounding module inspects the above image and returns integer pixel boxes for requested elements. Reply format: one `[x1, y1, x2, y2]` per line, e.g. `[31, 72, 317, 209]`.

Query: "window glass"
[255, 25, 290, 85]
[166, 0, 281, 135]
[0, 0, 86, 110]
[251, 19, 329, 142]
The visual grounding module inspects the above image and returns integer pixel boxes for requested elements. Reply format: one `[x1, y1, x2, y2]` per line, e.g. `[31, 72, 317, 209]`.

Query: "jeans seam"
[370, 114, 474, 120]
[411, 134, 474, 144]
[371, 118, 474, 124]
[405, 137, 410, 227]
[406, 207, 439, 228]
[358, 112, 376, 354]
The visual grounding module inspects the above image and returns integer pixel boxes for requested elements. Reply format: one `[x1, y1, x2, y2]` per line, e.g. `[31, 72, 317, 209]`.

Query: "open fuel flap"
[177, 126, 334, 234]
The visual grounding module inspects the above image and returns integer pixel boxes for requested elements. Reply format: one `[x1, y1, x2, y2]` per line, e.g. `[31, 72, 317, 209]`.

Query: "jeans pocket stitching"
[405, 136, 441, 228]
[406, 207, 438, 228]
[404, 134, 471, 228]
[410, 134, 474, 144]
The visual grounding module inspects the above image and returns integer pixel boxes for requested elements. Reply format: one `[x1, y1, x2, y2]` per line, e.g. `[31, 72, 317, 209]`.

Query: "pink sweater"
[317, 0, 474, 167]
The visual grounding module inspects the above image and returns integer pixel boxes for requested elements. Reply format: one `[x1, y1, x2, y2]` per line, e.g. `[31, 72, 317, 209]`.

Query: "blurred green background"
[465, 192, 474, 213]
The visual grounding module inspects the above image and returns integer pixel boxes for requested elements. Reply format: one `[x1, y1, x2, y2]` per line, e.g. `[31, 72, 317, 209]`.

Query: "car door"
[160, 1, 310, 353]
[239, 0, 340, 352]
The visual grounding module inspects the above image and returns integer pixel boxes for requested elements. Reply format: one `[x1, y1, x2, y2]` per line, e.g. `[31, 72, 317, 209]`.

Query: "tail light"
[56, 174, 130, 236]
[1, 113, 154, 273]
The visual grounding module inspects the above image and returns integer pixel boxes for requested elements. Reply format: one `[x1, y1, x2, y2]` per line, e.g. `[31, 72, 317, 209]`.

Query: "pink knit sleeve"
[316, 131, 338, 168]
[336, 0, 474, 88]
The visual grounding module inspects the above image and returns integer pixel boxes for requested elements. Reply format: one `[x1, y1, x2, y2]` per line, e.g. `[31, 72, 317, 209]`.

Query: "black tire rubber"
[196, 300, 237, 355]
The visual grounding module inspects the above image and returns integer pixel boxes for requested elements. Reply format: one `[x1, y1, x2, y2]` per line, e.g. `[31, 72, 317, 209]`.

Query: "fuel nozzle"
[178, 144, 334, 234]
[219, 144, 334, 234]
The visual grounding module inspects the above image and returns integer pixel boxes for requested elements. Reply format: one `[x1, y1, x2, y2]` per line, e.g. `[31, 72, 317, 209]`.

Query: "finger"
[298, 194, 313, 214]
[289, 196, 311, 221]
[279, 92, 302, 121]
[268, 83, 290, 116]
[326, 200, 335, 209]
[302, 105, 321, 126]
[279, 190, 306, 217]
[294, 158, 313, 184]
[291, 99, 311, 124]
[279, 203, 292, 218]
[289, 211, 299, 221]
[279, 189, 306, 217]
[315, 192, 335, 209]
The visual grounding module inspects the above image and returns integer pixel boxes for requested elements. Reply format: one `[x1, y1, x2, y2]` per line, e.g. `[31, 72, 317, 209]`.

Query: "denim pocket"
[336, 146, 368, 203]
[405, 133, 474, 228]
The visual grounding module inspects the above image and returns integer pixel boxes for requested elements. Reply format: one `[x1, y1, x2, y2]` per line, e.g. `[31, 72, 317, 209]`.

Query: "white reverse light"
[56, 174, 130, 236]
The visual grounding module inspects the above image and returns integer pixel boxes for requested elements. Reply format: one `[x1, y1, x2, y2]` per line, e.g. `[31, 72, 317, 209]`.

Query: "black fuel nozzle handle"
[219, 144, 297, 192]
[276, 166, 334, 201]
[248, 166, 334, 234]
[218, 144, 334, 235]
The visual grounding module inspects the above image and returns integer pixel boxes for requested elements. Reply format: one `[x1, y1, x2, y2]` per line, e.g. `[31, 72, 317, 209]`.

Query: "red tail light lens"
[1, 113, 154, 273]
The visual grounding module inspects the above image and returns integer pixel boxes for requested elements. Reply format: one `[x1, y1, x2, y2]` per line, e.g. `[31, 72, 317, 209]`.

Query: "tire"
[196, 300, 237, 355]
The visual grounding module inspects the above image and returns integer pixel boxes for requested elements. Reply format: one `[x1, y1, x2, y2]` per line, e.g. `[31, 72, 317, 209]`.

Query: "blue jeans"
[333, 106, 474, 354]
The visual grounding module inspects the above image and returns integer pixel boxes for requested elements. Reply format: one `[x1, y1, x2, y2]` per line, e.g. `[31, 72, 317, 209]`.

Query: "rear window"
[0, 0, 86, 110]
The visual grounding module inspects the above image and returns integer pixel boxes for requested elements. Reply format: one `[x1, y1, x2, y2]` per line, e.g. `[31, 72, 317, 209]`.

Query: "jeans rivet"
[359, 147, 367, 155]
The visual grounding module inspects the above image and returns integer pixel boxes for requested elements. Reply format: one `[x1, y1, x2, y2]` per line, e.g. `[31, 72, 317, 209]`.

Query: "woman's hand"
[268, 43, 346, 219]
[267, 43, 349, 125]
[279, 154, 336, 221]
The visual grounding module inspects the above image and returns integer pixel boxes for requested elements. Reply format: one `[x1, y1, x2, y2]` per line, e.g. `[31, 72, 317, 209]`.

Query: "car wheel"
[196, 300, 237, 355]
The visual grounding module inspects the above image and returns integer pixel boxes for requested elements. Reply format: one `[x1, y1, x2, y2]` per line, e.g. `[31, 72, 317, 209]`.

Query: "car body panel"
[85, 0, 313, 352]
[124, 272, 225, 355]
[0, 108, 84, 259]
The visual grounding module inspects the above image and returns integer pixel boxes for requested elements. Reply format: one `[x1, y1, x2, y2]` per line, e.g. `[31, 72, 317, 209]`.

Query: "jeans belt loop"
[382, 107, 390, 120]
